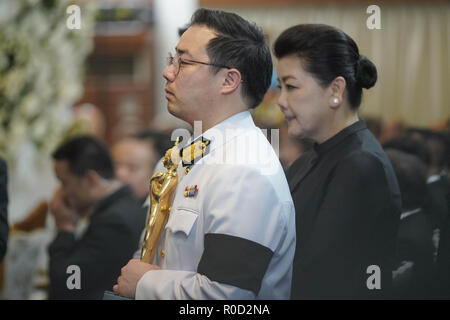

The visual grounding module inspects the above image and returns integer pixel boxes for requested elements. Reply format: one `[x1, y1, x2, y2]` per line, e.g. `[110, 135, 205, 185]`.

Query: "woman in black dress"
[274, 24, 402, 299]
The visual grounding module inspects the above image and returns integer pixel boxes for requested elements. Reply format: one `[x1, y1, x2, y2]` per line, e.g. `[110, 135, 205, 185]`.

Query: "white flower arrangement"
[0, 0, 95, 165]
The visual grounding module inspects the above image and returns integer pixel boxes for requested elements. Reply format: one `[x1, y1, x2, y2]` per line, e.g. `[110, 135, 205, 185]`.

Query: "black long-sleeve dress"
[288, 120, 402, 299]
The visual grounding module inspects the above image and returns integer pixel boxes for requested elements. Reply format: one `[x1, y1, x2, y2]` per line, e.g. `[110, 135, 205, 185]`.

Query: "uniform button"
[161, 250, 166, 258]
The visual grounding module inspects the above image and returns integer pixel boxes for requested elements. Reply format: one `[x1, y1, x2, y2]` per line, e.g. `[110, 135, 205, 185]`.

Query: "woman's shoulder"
[336, 146, 400, 202]
[338, 148, 389, 175]
[337, 128, 390, 171]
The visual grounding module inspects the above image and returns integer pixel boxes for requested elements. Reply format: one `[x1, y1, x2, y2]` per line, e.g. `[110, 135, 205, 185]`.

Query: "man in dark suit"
[385, 149, 435, 299]
[435, 193, 450, 299]
[48, 136, 146, 299]
[0, 157, 8, 262]
[406, 128, 449, 231]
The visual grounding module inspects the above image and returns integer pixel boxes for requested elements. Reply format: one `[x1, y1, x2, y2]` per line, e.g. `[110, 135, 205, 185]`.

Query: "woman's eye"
[277, 83, 297, 91]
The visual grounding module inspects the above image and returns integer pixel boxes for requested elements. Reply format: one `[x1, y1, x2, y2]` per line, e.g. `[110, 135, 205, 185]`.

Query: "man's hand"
[50, 187, 79, 232]
[113, 259, 161, 299]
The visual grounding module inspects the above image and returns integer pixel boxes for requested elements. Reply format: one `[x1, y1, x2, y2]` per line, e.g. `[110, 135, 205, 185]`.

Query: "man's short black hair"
[52, 135, 115, 180]
[133, 129, 172, 162]
[383, 134, 432, 168]
[188, 8, 272, 108]
[406, 128, 449, 171]
[385, 149, 428, 211]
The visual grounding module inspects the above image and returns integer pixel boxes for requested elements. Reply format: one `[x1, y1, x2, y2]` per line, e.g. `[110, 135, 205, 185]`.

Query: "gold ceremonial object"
[140, 139, 181, 263]
[181, 139, 210, 167]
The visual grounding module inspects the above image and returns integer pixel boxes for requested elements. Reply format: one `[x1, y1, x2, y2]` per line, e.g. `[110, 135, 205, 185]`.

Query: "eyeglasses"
[166, 52, 232, 77]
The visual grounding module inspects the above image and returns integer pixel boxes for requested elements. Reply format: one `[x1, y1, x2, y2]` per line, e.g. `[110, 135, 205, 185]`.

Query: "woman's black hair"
[273, 24, 377, 110]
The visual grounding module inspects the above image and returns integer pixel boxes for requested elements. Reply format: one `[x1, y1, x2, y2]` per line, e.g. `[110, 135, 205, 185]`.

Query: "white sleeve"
[136, 270, 255, 300]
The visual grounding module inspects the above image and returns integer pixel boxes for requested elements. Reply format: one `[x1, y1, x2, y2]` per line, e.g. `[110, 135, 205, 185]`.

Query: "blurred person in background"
[379, 118, 405, 144]
[383, 134, 432, 170]
[48, 136, 145, 299]
[407, 129, 449, 257]
[407, 128, 448, 178]
[64, 103, 107, 142]
[274, 23, 401, 299]
[363, 116, 382, 141]
[385, 149, 434, 299]
[112, 130, 169, 204]
[428, 128, 450, 299]
[435, 192, 450, 299]
[384, 130, 450, 298]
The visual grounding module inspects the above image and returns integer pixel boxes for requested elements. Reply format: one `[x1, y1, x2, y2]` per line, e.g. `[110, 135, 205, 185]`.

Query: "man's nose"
[162, 64, 176, 82]
[116, 166, 129, 181]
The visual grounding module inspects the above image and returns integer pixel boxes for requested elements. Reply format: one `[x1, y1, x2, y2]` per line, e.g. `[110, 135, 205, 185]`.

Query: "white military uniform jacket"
[136, 111, 296, 299]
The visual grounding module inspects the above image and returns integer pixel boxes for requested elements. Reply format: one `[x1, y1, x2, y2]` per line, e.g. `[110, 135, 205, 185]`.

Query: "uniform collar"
[314, 120, 367, 156]
[184, 110, 255, 156]
[288, 120, 367, 193]
[203, 110, 254, 151]
[177, 110, 255, 172]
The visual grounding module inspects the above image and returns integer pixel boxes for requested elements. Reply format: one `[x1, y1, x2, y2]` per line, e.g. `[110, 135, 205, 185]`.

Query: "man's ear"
[221, 68, 242, 95]
[328, 76, 346, 109]
[84, 169, 100, 187]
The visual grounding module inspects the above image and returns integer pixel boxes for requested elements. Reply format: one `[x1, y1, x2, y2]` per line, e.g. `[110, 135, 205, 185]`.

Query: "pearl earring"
[332, 98, 339, 105]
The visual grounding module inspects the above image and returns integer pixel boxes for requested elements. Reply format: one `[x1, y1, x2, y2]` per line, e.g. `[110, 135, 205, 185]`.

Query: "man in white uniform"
[113, 8, 296, 300]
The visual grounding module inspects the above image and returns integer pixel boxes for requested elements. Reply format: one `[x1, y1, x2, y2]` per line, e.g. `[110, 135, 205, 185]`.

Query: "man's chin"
[167, 102, 180, 118]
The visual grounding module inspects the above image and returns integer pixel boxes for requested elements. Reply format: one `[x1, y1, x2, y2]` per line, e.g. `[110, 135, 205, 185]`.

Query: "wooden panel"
[93, 32, 150, 56]
[78, 81, 153, 145]
[76, 27, 154, 146]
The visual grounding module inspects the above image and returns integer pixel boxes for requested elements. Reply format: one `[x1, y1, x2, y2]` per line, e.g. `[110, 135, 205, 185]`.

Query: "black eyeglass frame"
[167, 52, 232, 76]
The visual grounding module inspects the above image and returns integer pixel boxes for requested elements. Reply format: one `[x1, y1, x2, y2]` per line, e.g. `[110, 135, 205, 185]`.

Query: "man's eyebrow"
[175, 47, 192, 57]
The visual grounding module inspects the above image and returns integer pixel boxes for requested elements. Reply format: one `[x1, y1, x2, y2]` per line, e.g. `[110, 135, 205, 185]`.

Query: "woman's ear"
[328, 76, 346, 109]
[221, 68, 242, 95]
